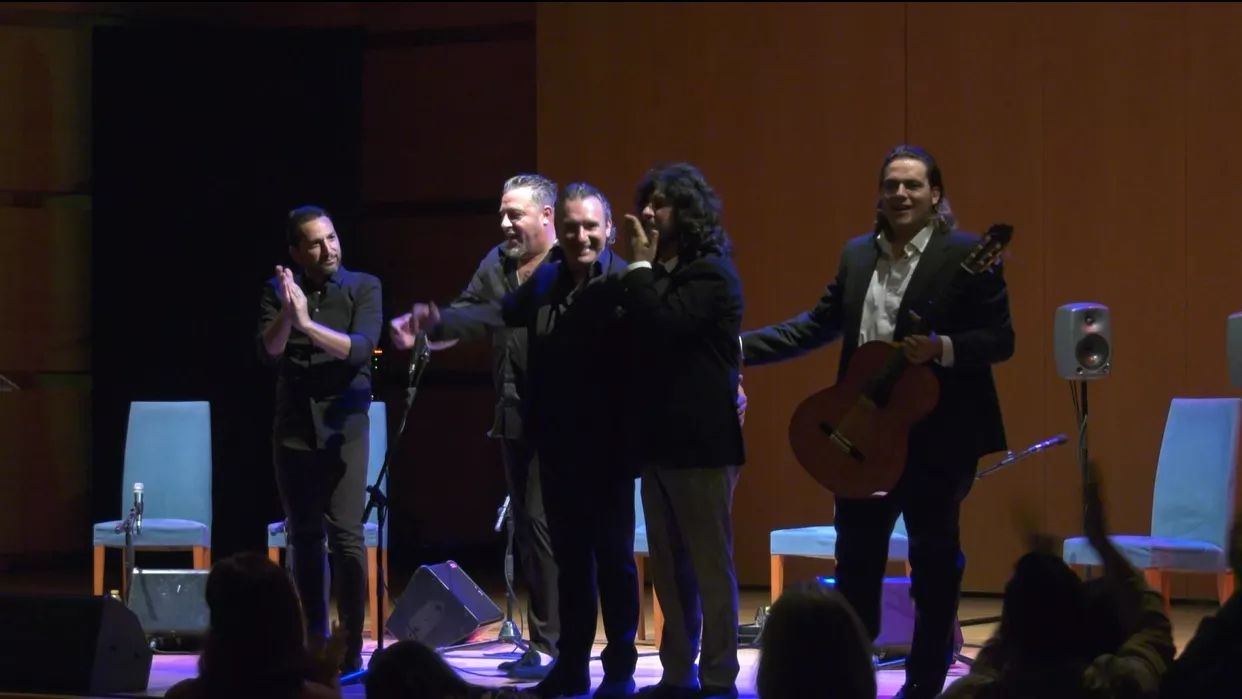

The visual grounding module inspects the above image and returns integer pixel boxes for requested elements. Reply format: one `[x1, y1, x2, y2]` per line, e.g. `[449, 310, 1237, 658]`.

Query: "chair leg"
[770, 555, 785, 604]
[635, 554, 647, 642]
[652, 588, 663, 649]
[192, 546, 210, 570]
[93, 546, 105, 596]
[1142, 568, 1172, 617]
[1218, 571, 1236, 605]
[267, 547, 281, 566]
[368, 546, 379, 640]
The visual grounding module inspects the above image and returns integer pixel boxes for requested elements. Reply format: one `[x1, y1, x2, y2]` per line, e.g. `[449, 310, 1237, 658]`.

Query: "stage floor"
[0, 591, 1218, 699]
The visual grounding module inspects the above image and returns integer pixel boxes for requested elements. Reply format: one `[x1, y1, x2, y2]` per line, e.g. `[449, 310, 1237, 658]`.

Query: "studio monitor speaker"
[386, 560, 504, 648]
[817, 576, 963, 652]
[1054, 302, 1112, 380]
[128, 568, 210, 639]
[1228, 312, 1242, 388]
[0, 593, 152, 695]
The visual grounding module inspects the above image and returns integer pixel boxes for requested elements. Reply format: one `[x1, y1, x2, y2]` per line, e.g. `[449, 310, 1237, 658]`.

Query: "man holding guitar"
[740, 145, 1015, 699]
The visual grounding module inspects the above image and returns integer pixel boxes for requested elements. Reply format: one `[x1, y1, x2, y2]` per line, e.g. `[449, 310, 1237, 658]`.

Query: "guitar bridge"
[818, 422, 866, 463]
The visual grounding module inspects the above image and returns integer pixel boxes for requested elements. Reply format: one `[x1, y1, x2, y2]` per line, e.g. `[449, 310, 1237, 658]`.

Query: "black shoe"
[502, 649, 549, 678]
[633, 684, 700, 699]
[894, 682, 941, 699]
[339, 654, 363, 674]
[593, 676, 635, 698]
[531, 671, 590, 699]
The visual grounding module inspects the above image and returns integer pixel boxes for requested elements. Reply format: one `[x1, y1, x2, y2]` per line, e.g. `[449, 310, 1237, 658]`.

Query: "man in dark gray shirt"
[390, 175, 562, 676]
[257, 205, 384, 673]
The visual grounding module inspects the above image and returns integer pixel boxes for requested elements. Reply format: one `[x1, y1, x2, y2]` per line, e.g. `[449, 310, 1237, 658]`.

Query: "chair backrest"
[1151, 397, 1242, 550]
[894, 513, 909, 537]
[365, 401, 388, 528]
[634, 478, 646, 530]
[122, 401, 213, 529]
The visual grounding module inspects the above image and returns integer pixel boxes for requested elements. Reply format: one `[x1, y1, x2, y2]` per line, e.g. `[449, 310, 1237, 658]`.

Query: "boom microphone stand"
[948, 433, 1071, 668]
[340, 332, 432, 688]
[439, 496, 531, 663]
[869, 434, 1071, 672]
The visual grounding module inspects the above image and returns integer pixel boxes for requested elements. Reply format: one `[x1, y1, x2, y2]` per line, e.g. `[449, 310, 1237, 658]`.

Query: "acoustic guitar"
[787, 224, 1014, 499]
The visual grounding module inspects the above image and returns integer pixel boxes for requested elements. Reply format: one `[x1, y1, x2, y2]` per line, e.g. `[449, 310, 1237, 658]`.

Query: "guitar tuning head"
[964, 223, 1016, 274]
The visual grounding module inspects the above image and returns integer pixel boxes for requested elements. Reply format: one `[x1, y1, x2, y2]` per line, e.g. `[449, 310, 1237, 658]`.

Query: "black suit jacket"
[431, 243, 556, 441]
[438, 248, 633, 472]
[619, 253, 747, 470]
[741, 230, 1013, 466]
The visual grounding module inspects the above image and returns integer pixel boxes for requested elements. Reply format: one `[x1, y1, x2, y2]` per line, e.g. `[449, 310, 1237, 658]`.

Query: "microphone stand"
[439, 496, 530, 661]
[339, 333, 432, 688]
[946, 432, 1071, 669]
[113, 507, 139, 604]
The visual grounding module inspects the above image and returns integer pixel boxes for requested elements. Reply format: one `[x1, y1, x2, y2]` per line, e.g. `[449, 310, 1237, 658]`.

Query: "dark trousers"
[274, 434, 369, 662]
[539, 459, 639, 682]
[500, 436, 560, 657]
[833, 454, 976, 691]
[641, 465, 741, 691]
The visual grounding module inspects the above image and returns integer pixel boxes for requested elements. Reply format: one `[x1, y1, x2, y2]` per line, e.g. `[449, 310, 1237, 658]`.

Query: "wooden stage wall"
[3, 2, 1241, 600]
[535, 2, 1242, 599]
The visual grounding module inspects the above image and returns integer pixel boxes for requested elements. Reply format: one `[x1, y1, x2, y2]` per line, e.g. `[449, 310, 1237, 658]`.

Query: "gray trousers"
[640, 465, 741, 690]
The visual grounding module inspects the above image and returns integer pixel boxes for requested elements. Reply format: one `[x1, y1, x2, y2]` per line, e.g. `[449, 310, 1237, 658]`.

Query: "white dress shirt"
[864, 225, 954, 367]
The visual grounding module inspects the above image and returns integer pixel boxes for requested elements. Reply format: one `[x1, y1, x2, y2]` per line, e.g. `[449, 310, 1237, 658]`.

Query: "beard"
[502, 239, 527, 259]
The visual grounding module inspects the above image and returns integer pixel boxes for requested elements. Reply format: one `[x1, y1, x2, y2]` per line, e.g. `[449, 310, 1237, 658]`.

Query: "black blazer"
[619, 252, 747, 470]
[439, 248, 633, 471]
[741, 230, 1013, 466]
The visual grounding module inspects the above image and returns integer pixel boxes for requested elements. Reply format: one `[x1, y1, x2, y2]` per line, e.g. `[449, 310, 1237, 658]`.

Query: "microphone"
[976, 434, 1070, 480]
[133, 482, 144, 535]
[993, 434, 1063, 466]
[408, 332, 430, 380]
[494, 495, 511, 533]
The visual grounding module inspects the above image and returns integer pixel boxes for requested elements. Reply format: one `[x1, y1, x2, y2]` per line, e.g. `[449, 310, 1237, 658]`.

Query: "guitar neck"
[907, 261, 975, 337]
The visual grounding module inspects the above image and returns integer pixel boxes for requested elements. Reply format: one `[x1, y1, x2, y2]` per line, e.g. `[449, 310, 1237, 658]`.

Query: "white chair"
[770, 514, 912, 603]
[1063, 397, 1240, 613]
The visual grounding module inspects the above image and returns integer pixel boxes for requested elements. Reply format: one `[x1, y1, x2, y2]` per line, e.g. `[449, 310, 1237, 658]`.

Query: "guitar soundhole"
[818, 422, 866, 463]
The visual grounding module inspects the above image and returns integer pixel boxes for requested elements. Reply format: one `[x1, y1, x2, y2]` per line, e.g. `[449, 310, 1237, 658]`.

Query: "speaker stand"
[1075, 380, 1090, 533]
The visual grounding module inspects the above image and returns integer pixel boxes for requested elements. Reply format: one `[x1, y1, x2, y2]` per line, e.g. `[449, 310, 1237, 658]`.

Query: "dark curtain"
[91, 24, 366, 564]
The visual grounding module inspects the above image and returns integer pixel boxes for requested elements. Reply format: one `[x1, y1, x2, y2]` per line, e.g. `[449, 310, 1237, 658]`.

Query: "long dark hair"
[198, 553, 312, 699]
[872, 144, 957, 236]
[633, 162, 733, 258]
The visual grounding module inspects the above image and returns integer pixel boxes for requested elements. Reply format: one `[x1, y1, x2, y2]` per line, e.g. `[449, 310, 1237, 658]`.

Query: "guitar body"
[788, 340, 941, 499]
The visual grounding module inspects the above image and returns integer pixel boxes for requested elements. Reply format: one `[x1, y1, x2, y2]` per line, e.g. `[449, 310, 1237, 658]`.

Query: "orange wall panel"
[537, 1, 1242, 596]
[362, 213, 507, 374]
[363, 39, 536, 204]
[906, 2, 1049, 590]
[538, 1, 909, 592]
[1039, 2, 1188, 560]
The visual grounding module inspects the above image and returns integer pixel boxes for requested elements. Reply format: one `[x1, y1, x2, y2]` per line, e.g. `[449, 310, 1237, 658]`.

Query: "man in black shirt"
[389, 174, 563, 675]
[257, 205, 384, 673]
